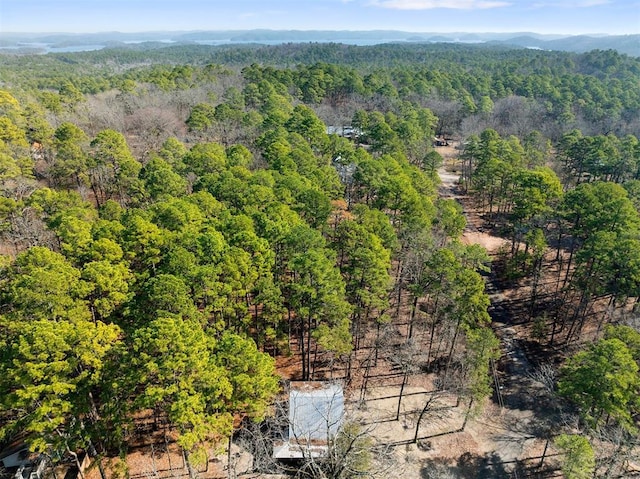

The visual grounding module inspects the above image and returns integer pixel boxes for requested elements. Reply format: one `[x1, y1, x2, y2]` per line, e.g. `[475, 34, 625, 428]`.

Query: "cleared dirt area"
[352, 382, 554, 478]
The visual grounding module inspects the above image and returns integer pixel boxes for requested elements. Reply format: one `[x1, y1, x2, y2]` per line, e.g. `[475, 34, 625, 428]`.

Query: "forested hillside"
[0, 43, 638, 478]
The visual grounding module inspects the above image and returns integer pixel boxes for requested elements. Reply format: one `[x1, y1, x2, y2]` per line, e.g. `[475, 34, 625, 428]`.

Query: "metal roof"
[273, 381, 344, 459]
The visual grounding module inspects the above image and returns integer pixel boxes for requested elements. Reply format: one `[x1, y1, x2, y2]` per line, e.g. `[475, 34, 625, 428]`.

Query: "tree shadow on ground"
[457, 452, 510, 478]
[420, 452, 510, 479]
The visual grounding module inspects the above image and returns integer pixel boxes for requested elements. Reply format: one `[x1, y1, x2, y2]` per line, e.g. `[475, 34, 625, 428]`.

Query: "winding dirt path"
[433, 160, 555, 472]
[437, 163, 508, 254]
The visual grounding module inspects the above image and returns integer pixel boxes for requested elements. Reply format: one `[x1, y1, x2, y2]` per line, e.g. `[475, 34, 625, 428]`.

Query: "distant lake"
[48, 44, 108, 53]
[0, 43, 107, 53]
[0, 37, 428, 54]
[193, 39, 416, 46]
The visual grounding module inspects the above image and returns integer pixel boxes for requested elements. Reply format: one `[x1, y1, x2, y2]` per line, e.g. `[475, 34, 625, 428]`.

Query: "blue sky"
[1, 0, 638, 35]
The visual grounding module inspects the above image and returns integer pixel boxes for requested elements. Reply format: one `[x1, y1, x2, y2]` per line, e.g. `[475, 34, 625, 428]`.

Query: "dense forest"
[0, 42, 639, 478]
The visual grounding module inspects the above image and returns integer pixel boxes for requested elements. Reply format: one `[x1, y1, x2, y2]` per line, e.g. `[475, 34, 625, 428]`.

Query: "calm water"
[0, 37, 431, 54]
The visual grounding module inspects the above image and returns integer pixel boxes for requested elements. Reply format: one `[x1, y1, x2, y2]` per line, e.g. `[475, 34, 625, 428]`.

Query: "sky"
[1, 0, 639, 35]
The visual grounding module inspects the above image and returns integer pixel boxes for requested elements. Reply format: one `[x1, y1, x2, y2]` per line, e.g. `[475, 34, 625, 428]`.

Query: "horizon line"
[0, 29, 628, 37]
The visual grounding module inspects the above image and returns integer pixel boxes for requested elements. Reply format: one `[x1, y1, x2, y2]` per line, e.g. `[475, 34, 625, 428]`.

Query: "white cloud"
[369, 0, 511, 9]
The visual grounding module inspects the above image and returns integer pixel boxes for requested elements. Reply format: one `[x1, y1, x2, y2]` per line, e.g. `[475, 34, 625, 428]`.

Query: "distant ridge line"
[0, 30, 638, 57]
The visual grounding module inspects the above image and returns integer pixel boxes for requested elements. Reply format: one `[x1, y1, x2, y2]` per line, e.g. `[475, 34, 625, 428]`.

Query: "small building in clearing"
[273, 381, 344, 460]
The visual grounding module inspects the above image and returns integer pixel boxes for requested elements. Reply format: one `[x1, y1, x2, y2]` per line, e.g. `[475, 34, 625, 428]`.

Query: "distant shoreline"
[0, 30, 637, 56]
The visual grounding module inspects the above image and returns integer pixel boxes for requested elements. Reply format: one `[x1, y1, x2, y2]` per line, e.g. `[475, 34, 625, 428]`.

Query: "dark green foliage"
[558, 337, 640, 431]
[554, 434, 596, 479]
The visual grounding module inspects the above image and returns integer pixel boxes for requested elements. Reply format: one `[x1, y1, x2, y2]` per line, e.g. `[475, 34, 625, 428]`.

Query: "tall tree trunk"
[184, 448, 197, 479]
[374, 321, 381, 367]
[311, 341, 319, 380]
[407, 295, 419, 340]
[227, 435, 234, 479]
[299, 317, 307, 381]
[459, 398, 474, 432]
[164, 428, 173, 472]
[413, 393, 438, 443]
[427, 316, 437, 370]
[87, 440, 106, 479]
[306, 315, 313, 381]
[360, 356, 372, 403]
[529, 258, 542, 319]
[445, 317, 462, 377]
[394, 259, 405, 318]
[396, 370, 408, 421]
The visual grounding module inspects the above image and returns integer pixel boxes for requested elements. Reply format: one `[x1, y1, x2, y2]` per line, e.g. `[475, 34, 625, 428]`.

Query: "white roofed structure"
[273, 381, 344, 460]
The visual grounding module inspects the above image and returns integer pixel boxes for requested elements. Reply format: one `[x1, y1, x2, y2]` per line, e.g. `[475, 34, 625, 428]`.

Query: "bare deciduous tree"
[125, 106, 185, 155]
[528, 363, 557, 394]
[488, 96, 547, 138]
